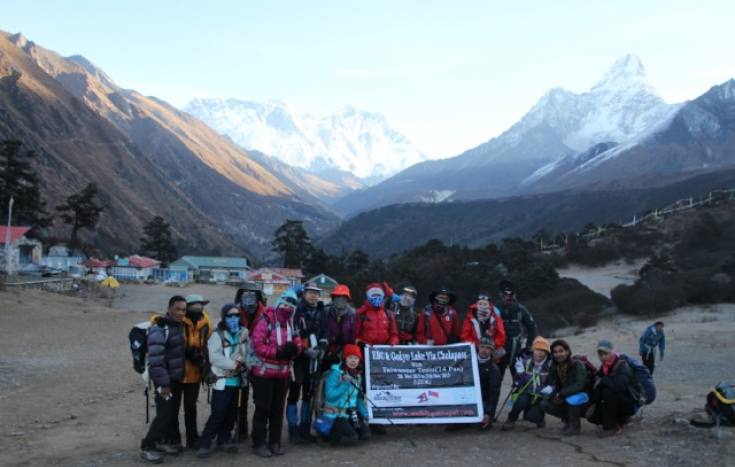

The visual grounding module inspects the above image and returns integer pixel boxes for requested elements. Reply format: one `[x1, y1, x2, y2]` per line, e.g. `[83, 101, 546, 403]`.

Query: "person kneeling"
[196, 304, 249, 458]
[316, 344, 370, 446]
[543, 339, 592, 436]
[502, 337, 551, 430]
[588, 340, 638, 437]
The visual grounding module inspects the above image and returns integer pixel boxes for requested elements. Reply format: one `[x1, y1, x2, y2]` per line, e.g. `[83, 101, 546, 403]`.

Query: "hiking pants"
[236, 385, 249, 441]
[198, 386, 239, 449]
[643, 352, 655, 375]
[169, 381, 200, 447]
[287, 373, 313, 404]
[330, 416, 370, 446]
[543, 399, 583, 431]
[507, 393, 545, 424]
[141, 382, 183, 450]
[251, 375, 289, 448]
[592, 386, 635, 430]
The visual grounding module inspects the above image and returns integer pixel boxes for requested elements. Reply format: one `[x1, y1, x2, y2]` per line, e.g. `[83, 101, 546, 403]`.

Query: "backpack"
[572, 355, 597, 393]
[706, 381, 735, 426]
[203, 328, 241, 385]
[128, 318, 168, 375]
[620, 354, 656, 405]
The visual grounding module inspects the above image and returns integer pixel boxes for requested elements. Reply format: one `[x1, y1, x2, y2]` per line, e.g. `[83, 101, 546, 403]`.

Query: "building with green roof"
[170, 255, 250, 283]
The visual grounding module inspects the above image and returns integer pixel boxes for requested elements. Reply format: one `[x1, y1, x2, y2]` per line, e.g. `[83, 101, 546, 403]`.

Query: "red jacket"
[461, 304, 506, 350]
[355, 302, 399, 345]
[416, 305, 461, 345]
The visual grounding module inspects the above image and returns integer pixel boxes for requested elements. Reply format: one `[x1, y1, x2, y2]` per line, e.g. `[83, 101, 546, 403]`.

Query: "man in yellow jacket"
[168, 294, 213, 451]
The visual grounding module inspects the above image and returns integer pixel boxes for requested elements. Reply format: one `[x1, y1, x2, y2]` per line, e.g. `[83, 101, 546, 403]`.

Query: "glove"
[514, 358, 524, 374]
[186, 347, 203, 366]
[382, 282, 394, 298]
[304, 347, 320, 359]
[540, 385, 554, 396]
[318, 339, 329, 350]
[276, 341, 298, 360]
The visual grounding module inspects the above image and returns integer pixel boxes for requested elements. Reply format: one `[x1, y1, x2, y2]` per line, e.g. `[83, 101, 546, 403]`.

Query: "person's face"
[598, 350, 613, 364]
[332, 296, 348, 309]
[552, 345, 569, 363]
[345, 355, 360, 369]
[400, 293, 416, 308]
[169, 300, 187, 322]
[501, 291, 515, 304]
[478, 345, 493, 359]
[533, 349, 548, 362]
[187, 302, 204, 313]
[304, 290, 320, 306]
[655, 324, 664, 332]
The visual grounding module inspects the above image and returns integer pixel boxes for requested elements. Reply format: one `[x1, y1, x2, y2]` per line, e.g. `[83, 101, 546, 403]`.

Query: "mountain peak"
[8, 32, 30, 49]
[592, 54, 652, 93]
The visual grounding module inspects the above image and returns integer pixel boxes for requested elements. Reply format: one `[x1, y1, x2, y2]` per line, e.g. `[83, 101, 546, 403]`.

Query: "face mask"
[187, 309, 203, 321]
[333, 296, 348, 310]
[399, 295, 416, 308]
[368, 295, 384, 308]
[477, 302, 491, 320]
[225, 315, 240, 334]
[241, 292, 258, 310]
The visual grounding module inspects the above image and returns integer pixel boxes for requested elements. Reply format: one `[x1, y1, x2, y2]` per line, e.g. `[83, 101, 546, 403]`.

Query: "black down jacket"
[147, 315, 186, 388]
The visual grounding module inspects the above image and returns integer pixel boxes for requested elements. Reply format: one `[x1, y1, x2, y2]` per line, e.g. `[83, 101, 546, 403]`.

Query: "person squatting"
[135, 280, 655, 463]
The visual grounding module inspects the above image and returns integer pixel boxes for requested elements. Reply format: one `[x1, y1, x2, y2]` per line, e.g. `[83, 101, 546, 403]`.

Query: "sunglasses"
[477, 295, 491, 301]
[282, 297, 299, 306]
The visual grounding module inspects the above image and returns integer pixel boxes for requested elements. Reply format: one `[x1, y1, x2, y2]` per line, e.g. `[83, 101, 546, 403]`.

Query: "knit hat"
[365, 283, 385, 297]
[532, 336, 551, 354]
[597, 339, 614, 353]
[343, 344, 362, 361]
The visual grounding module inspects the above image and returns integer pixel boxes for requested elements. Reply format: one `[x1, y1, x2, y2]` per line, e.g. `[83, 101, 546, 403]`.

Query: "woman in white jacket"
[196, 304, 249, 458]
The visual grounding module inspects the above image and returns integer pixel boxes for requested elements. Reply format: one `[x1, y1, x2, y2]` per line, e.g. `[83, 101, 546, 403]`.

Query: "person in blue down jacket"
[639, 321, 665, 375]
[140, 296, 187, 464]
[320, 344, 370, 446]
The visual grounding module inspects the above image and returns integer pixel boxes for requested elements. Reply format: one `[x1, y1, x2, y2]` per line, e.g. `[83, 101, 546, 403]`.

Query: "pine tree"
[56, 183, 104, 248]
[0, 140, 51, 228]
[140, 216, 178, 264]
[271, 220, 312, 268]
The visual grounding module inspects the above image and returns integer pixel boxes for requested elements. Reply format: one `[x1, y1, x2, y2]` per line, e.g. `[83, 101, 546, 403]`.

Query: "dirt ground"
[1, 281, 733, 467]
[557, 259, 648, 298]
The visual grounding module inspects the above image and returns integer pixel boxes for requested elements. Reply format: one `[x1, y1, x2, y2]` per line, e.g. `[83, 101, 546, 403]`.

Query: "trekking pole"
[144, 385, 150, 424]
[233, 387, 243, 443]
[493, 388, 513, 422]
[348, 380, 417, 447]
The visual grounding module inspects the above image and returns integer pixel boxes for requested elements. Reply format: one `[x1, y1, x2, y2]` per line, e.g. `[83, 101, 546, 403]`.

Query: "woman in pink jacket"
[249, 289, 301, 457]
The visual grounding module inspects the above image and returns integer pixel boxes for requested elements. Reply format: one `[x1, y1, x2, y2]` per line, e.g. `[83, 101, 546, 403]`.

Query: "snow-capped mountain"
[183, 98, 427, 182]
[334, 54, 676, 215]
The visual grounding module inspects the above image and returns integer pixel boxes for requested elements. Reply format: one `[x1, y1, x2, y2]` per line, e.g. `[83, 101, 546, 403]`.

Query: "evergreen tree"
[271, 220, 312, 268]
[140, 216, 178, 264]
[0, 140, 51, 228]
[56, 183, 104, 248]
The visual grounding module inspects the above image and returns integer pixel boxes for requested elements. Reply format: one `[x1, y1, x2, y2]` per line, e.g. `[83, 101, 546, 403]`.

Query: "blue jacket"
[639, 325, 665, 358]
[323, 364, 369, 420]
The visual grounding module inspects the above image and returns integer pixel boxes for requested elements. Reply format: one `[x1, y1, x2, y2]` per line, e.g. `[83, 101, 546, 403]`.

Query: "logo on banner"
[417, 390, 440, 403]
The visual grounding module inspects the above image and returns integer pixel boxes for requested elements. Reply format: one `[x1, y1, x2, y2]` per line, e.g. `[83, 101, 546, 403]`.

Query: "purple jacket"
[512, 354, 550, 397]
[326, 305, 356, 353]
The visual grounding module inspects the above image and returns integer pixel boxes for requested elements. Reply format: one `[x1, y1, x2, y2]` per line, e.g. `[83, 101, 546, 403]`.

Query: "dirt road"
[0, 285, 733, 466]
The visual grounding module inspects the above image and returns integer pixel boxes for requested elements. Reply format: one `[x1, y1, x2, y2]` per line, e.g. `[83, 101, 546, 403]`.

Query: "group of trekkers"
[135, 280, 666, 464]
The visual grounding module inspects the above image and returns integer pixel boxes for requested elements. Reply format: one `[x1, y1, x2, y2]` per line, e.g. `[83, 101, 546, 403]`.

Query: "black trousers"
[168, 382, 200, 446]
[330, 416, 370, 446]
[236, 385, 249, 441]
[590, 386, 635, 430]
[507, 393, 545, 424]
[287, 373, 313, 404]
[199, 386, 240, 449]
[141, 382, 182, 450]
[543, 399, 583, 430]
[251, 375, 289, 448]
[642, 352, 655, 375]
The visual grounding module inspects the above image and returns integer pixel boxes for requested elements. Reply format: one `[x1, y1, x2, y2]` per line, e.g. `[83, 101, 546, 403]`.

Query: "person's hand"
[341, 373, 352, 382]
[276, 342, 298, 360]
[540, 385, 554, 396]
[481, 414, 492, 428]
[553, 393, 561, 403]
[514, 358, 524, 374]
[159, 386, 171, 400]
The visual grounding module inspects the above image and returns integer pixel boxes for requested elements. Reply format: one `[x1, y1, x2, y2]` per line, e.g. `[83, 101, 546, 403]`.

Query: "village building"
[109, 255, 161, 282]
[0, 226, 42, 275]
[41, 244, 85, 274]
[305, 273, 339, 300]
[169, 255, 250, 283]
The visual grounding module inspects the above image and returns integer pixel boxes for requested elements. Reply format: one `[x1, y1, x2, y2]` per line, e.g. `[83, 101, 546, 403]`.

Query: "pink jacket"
[250, 306, 302, 379]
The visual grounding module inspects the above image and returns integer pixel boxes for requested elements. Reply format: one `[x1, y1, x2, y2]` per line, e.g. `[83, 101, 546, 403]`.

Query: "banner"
[364, 343, 483, 424]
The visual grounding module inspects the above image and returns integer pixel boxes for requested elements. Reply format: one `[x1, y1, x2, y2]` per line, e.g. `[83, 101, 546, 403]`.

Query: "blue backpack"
[620, 354, 656, 405]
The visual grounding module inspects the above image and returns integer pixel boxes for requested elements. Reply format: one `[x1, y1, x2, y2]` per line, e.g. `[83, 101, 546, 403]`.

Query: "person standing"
[196, 304, 248, 458]
[416, 288, 461, 346]
[588, 340, 638, 437]
[140, 296, 187, 464]
[502, 337, 551, 430]
[543, 339, 592, 436]
[639, 321, 665, 375]
[250, 289, 302, 457]
[496, 280, 536, 384]
[324, 284, 356, 367]
[354, 283, 400, 347]
[167, 294, 212, 451]
[390, 286, 419, 344]
[461, 292, 506, 356]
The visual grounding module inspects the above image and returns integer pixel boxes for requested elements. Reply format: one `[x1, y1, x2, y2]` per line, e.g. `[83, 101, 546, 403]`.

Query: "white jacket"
[207, 327, 249, 390]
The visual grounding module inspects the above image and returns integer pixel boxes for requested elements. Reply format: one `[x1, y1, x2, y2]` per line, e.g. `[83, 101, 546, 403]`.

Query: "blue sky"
[2, 1, 734, 157]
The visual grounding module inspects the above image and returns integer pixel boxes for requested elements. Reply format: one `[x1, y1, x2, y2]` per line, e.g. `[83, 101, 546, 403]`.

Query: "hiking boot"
[173, 443, 186, 453]
[597, 428, 621, 438]
[140, 450, 163, 464]
[155, 444, 179, 455]
[196, 447, 210, 459]
[253, 445, 273, 458]
[220, 443, 238, 454]
[562, 426, 581, 436]
[268, 444, 285, 456]
[501, 421, 515, 431]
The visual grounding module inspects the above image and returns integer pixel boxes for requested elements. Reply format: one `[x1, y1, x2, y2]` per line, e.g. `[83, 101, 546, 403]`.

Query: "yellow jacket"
[182, 311, 213, 383]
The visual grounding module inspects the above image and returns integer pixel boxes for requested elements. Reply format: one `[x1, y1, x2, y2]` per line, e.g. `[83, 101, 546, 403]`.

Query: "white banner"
[364, 343, 483, 424]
